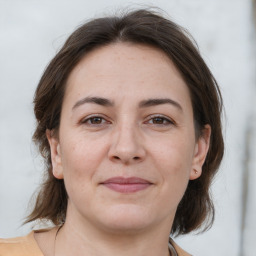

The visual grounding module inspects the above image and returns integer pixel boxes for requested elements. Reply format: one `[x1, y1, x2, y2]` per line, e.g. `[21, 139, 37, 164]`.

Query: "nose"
[108, 122, 146, 165]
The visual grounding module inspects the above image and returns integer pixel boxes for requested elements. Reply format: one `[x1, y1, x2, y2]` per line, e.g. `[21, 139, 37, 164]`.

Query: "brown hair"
[27, 8, 224, 236]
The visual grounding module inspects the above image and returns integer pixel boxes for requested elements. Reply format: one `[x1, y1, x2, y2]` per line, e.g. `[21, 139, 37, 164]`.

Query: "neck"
[54, 211, 173, 256]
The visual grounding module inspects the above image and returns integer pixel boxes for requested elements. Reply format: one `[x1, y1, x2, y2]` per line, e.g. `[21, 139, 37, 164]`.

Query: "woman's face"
[48, 43, 210, 234]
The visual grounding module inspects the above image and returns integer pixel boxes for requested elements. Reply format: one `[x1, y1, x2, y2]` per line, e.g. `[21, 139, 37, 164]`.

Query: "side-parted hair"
[27, 8, 224, 236]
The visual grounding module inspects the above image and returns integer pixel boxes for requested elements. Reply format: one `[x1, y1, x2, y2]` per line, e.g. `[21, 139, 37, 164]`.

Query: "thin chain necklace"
[53, 226, 176, 256]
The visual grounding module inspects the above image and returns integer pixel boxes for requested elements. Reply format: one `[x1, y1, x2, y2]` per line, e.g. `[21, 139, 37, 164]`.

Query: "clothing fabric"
[0, 231, 191, 256]
[0, 232, 43, 256]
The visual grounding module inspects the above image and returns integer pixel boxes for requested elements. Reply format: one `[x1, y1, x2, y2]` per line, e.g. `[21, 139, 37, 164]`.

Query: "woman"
[0, 8, 224, 256]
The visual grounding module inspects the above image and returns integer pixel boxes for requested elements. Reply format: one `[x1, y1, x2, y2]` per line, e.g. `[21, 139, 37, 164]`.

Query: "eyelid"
[79, 114, 176, 127]
[80, 114, 111, 125]
[144, 114, 176, 125]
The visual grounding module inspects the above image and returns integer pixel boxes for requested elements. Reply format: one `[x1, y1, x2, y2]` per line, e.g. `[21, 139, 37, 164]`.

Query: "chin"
[96, 204, 157, 234]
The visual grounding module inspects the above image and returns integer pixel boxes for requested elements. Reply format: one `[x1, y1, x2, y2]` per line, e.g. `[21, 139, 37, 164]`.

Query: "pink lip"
[100, 177, 152, 193]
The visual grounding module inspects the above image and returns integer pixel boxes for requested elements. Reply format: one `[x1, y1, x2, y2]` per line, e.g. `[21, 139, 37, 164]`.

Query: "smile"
[100, 176, 153, 193]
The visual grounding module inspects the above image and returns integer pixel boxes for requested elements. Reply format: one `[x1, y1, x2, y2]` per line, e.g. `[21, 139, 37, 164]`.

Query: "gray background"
[0, 1, 255, 256]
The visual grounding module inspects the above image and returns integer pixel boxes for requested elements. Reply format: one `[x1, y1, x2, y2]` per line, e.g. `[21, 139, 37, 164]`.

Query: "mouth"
[100, 176, 153, 193]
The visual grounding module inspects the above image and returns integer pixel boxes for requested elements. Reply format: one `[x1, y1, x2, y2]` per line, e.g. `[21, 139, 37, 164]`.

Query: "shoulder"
[0, 232, 43, 256]
[170, 239, 192, 256]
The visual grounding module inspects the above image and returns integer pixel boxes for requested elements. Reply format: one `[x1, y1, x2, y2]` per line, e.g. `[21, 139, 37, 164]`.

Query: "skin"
[36, 42, 210, 256]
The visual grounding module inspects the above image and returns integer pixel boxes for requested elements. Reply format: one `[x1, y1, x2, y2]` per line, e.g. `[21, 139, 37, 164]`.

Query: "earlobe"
[190, 125, 211, 180]
[46, 129, 64, 179]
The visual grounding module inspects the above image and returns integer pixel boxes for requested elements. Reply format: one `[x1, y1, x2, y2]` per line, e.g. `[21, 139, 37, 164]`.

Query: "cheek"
[60, 135, 108, 192]
[152, 135, 194, 175]
[150, 135, 194, 198]
[61, 132, 108, 168]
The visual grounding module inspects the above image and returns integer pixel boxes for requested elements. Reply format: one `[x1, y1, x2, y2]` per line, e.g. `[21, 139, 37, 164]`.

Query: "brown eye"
[148, 116, 173, 125]
[89, 117, 103, 124]
[82, 116, 109, 126]
[152, 117, 166, 124]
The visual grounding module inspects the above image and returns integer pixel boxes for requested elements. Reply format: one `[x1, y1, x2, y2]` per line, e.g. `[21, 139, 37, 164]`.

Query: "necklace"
[53, 226, 176, 256]
[168, 241, 178, 256]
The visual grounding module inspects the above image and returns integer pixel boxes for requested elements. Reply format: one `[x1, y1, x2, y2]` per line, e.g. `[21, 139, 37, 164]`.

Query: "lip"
[100, 176, 153, 193]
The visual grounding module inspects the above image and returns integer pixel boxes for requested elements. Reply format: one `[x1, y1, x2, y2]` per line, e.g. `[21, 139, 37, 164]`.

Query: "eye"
[81, 115, 110, 126]
[146, 115, 175, 126]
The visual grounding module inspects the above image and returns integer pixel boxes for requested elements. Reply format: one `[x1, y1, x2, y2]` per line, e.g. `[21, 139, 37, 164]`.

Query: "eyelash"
[81, 115, 110, 126]
[81, 114, 175, 127]
[146, 115, 175, 126]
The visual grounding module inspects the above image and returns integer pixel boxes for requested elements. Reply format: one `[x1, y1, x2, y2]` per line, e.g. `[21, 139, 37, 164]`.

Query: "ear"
[46, 129, 64, 179]
[190, 124, 211, 180]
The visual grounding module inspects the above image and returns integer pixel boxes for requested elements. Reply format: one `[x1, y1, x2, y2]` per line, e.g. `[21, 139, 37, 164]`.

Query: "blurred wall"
[0, 1, 255, 256]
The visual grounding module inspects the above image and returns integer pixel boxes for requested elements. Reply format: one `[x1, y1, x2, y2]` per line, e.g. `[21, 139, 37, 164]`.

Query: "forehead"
[64, 42, 192, 109]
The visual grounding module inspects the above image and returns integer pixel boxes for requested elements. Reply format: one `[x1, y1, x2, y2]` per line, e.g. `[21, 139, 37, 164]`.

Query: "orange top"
[0, 232, 43, 256]
[0, 231, 191, 256]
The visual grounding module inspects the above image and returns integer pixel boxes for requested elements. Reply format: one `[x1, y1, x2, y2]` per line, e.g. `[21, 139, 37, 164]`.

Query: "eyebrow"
[72, 96, 114, 110]
[72, 96, 183, 111]
[139, 98, 182, 111]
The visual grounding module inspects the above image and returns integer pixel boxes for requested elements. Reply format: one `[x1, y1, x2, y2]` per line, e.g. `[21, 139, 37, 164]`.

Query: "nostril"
[112, 155, 140, 161]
